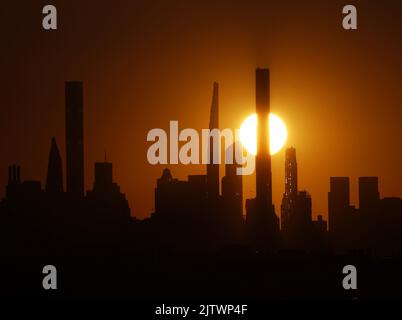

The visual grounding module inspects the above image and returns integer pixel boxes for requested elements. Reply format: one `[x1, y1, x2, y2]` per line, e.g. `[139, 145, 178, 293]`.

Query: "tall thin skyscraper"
[281, 147, 298, 231]
[65, 81, 84, 196]
[46, 137, 63, 193]
[207, 82, 220, 204]
[245, 68, 280, 246]
[255, 69, 278, 229]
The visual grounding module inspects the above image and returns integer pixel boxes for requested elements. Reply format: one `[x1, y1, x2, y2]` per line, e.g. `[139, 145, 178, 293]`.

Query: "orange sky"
[1, 0, 402, 220]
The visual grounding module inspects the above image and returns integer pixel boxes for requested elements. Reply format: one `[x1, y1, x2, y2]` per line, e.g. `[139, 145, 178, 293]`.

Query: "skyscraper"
[207, 82, 220, 205]
[328, 177, 360, 251]
[65, 81, 84, 196]
[86, 160, 131, 222]
[254, 69, 278, 231]
[45, 137, 63, 193]
[246, 69, 279, 246]
[328, 177, 350, 235]
[359, 177, 379, 213]
[222, 143, 243, 224]
[281, 147, 298, 231]
[295, 190, 312, 227]
[94, 162, 113, 192]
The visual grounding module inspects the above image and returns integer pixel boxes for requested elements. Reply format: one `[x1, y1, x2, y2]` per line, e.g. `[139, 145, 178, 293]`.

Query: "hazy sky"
[1, 0, 401, 220]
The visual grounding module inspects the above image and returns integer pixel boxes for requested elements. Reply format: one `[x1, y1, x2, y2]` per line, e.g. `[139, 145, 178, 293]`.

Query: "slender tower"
[254, 69, 279, 231]
[46, 137, 63, 193]
[65, 81, 84, 196]
[207, 82, 220, 205]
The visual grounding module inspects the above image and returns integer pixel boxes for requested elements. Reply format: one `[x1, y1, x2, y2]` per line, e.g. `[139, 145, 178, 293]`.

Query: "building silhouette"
[359, 177, 380, 214]
[328, 177, 349, 250]
[295, 191, 312, 229]
[65, 81, 84, 196]
[313, 214, 327, 234]
[255, 69, 274, 220]
[328, 177, 350, 234]
[154, 168, 179, 218]
[325, 175, 402, 254]
[328, 177, 360, 252]
[94, 161, 113, 190]
[154, 168, 208, 221]
[246, 69, 279, 247]
[86, 160, 131, 223]
[5, 165, 44, 207]
[45, 137, 63, 193]
[279, 147, 327, 250]
[280, 147, 298, 232]
[221, 143, 243, 233]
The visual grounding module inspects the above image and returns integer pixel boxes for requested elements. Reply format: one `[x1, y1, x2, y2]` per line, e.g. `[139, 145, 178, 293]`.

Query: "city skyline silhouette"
[2, 1, 402, 222]
[1, 0, 402, 300]
[1, 68, 402, 299]
[2, 68, 401, 250]
[2, 72, 401, 226]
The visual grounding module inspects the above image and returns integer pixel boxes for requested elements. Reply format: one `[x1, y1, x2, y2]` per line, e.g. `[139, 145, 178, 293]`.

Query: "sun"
[239, 113, 287, 155]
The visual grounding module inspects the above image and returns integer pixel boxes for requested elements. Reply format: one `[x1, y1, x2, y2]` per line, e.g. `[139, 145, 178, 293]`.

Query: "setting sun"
[239, 113, 287, 155]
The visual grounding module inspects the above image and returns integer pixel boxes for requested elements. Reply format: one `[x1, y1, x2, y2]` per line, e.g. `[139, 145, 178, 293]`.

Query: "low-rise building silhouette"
[86, 160, 131, 223]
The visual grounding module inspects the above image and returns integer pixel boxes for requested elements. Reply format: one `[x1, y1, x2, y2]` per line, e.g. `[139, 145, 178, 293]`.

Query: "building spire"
[207, 81, 220, 205]
[209, 82, 219, 129]
[46, 136, 63, 193]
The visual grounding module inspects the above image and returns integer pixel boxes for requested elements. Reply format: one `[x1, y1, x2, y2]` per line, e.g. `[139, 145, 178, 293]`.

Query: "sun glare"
[239, 113, 287, 155]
